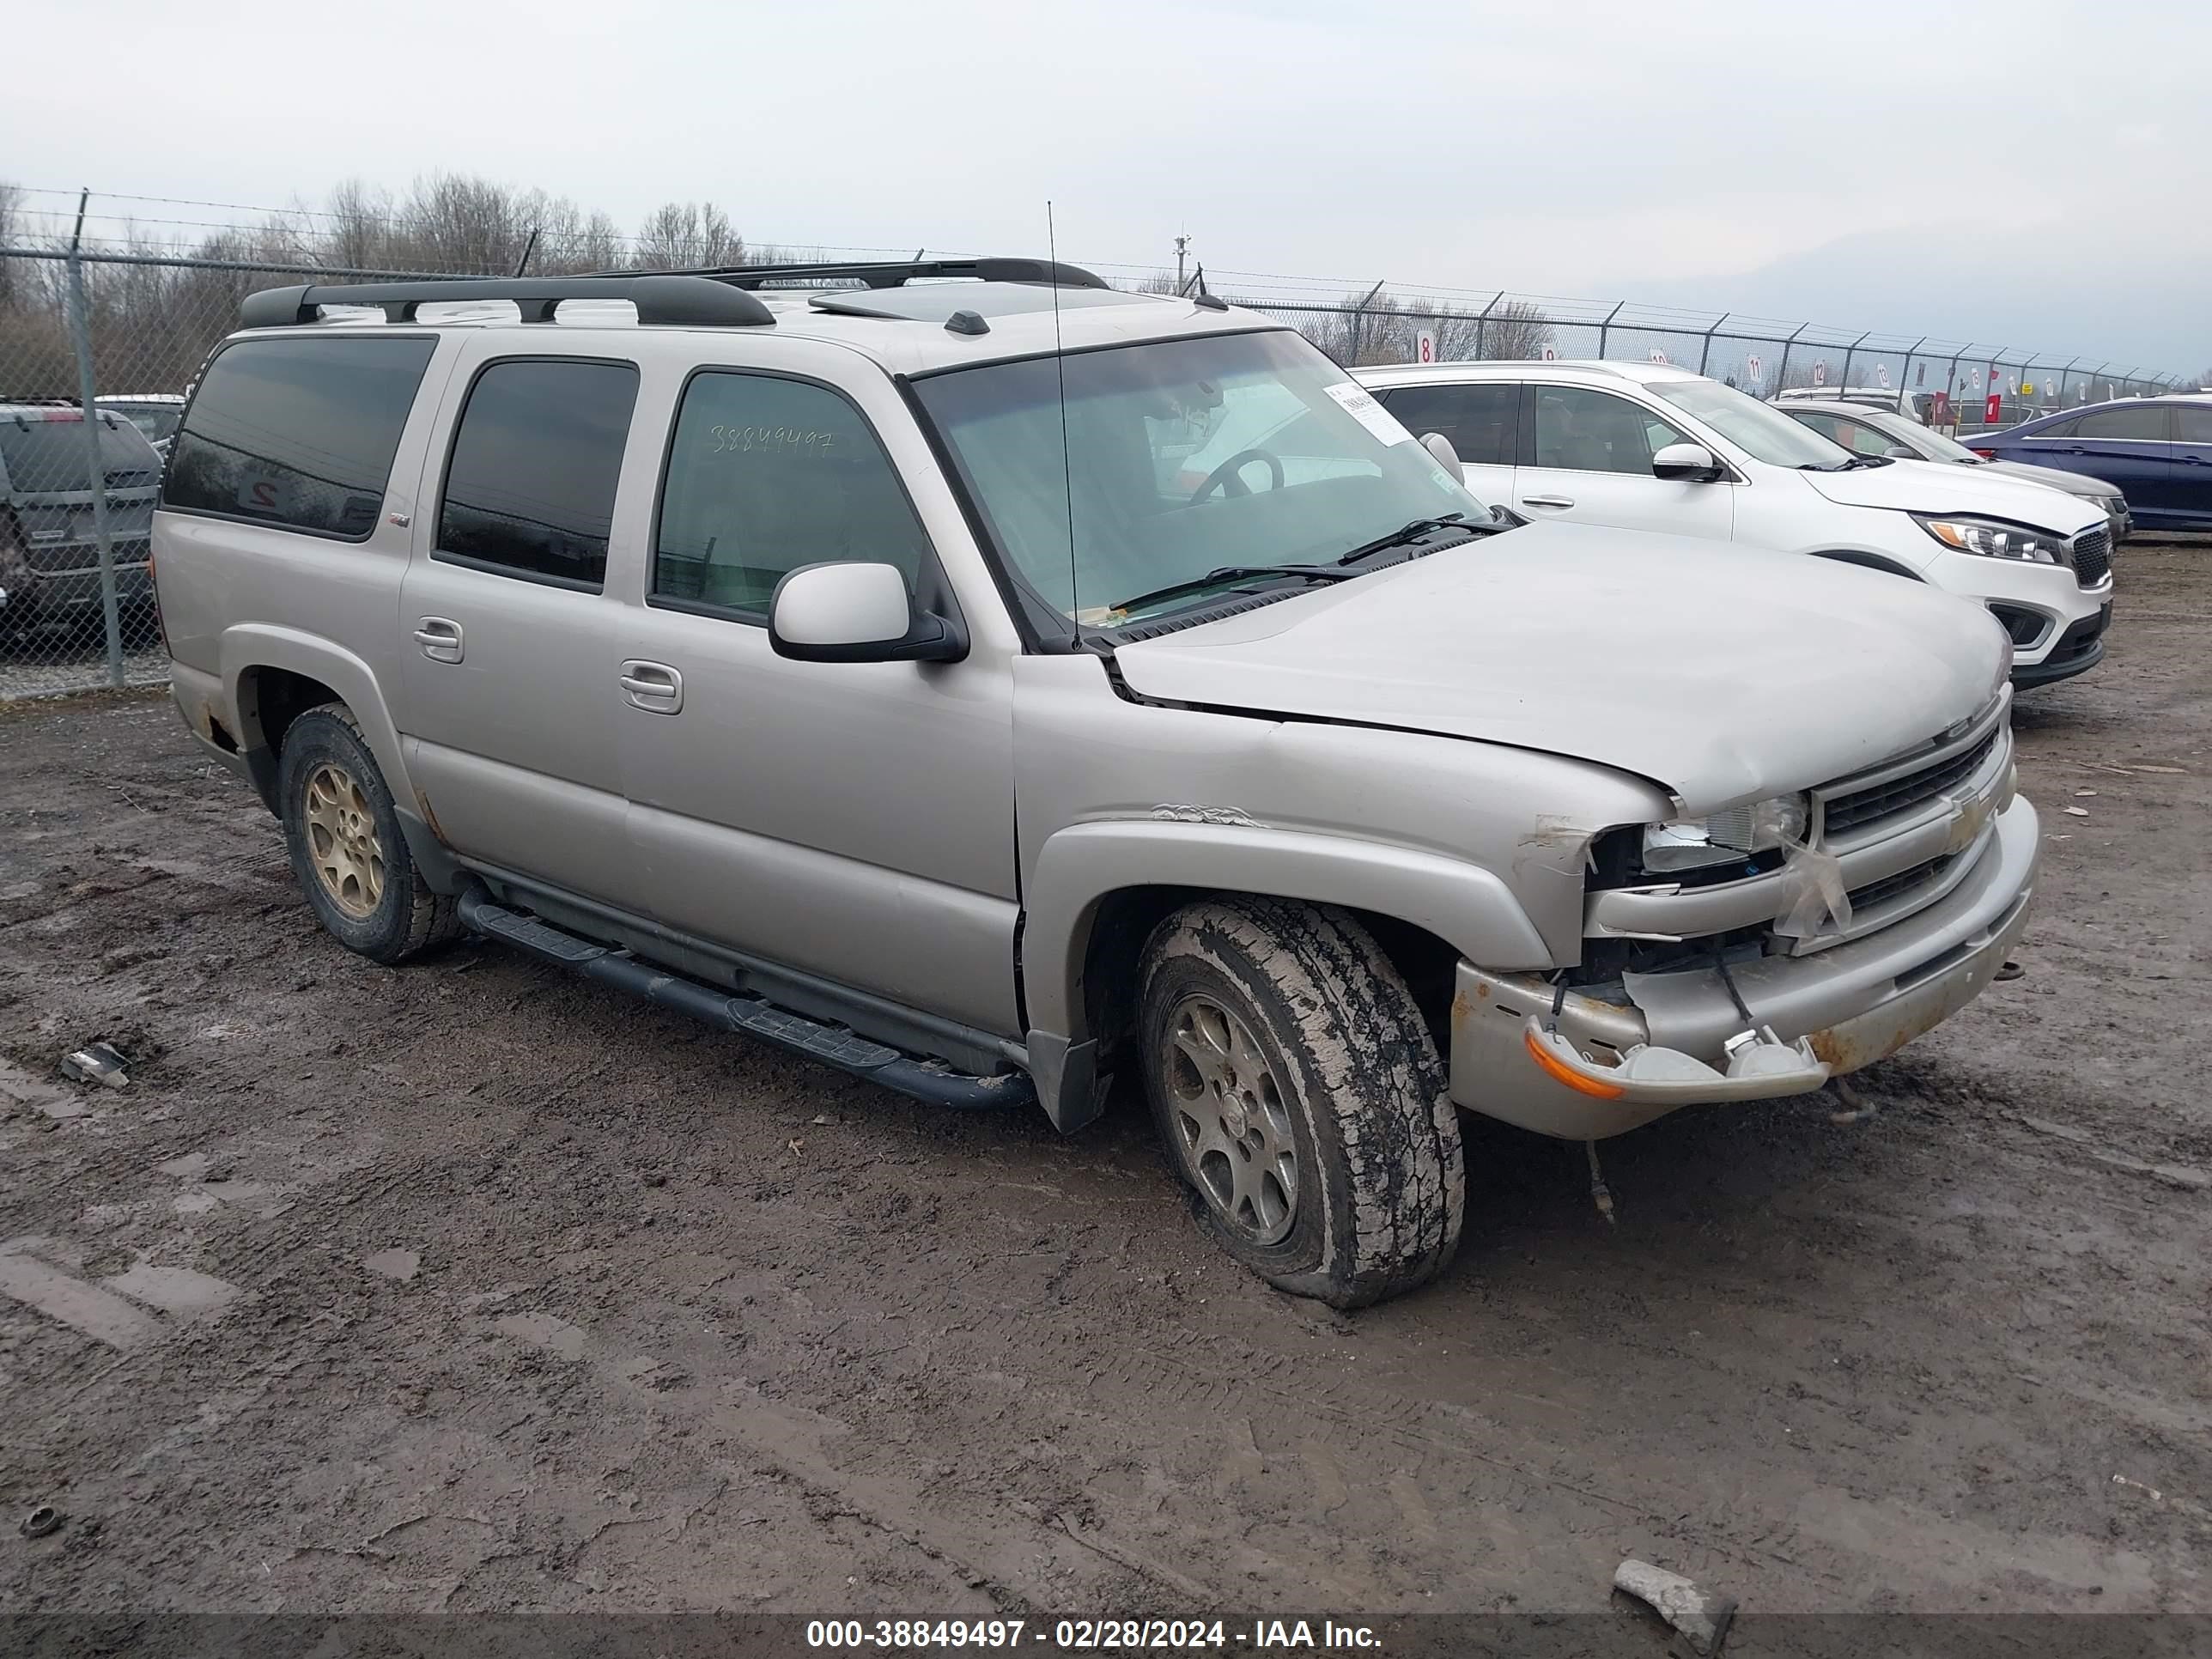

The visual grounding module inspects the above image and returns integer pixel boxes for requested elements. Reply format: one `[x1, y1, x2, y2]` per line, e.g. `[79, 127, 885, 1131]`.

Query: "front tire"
[1138, 897, 1464, 1307]
[277, 702, 458, 963]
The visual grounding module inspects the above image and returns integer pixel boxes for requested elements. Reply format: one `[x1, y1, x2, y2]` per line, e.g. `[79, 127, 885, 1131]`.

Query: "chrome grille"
[1823, 729, 2000, 836]
[2072, 527, 2111, 588]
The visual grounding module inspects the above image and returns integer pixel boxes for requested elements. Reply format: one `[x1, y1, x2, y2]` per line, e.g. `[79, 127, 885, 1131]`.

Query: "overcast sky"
[9, 0, 2207, 373]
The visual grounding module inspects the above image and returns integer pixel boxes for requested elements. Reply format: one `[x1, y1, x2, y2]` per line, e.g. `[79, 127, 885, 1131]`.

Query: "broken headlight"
[1914, 514, 2067, 564]
[1642, 793, 1809, 873]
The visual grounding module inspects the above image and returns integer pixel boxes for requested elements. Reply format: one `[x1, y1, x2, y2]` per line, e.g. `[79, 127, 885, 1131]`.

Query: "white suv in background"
[1357, 362, 2114, 688]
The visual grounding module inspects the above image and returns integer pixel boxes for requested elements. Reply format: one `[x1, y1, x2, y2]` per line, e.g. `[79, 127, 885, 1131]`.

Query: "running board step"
[458, 890, 1032, 1112]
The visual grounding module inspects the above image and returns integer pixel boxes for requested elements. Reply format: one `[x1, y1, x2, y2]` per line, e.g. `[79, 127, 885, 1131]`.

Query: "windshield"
[1877, 413, 1979, 463]
[110, 404, 182, 442]
[1649, 380, 1856, 468]
[910, 330, 1486, 628]
[0, 414, 158, 492]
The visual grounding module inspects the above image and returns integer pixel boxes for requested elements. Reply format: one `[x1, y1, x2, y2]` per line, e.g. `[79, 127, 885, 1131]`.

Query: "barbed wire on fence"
[0, 185, 2191, 701]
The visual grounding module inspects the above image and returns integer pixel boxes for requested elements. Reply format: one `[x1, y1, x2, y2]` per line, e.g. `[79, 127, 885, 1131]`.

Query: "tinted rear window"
[163, 335, 437, 537]
[1375, 382, 1520, 467]
[1, 415, 156, 493]
[436, 358, 639, 589]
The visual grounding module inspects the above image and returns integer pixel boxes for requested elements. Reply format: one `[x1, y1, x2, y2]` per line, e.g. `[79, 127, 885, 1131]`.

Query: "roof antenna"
[1047, 200, 1079, 636]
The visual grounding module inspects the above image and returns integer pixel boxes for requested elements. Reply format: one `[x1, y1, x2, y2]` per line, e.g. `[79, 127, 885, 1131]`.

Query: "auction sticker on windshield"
[1323, 381, 1417, 447]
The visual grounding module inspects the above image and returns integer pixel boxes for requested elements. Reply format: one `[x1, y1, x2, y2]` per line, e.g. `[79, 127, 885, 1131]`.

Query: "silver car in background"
[1778, 398, 2130, 544]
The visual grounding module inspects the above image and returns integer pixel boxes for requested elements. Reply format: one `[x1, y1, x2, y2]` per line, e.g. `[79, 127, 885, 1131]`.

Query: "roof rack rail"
[611, 257, 1110, 292]
[238, 275, 775, 330]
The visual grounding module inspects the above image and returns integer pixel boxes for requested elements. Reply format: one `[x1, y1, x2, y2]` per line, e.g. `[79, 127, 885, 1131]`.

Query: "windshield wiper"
[1104, 516, 1483, 621]
[1332, 513, 1474, 565]
[1106, 563, 1355, 617]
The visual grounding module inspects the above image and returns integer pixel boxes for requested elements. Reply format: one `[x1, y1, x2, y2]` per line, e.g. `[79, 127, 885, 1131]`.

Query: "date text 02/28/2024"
[805, 1619, 1383, 1650]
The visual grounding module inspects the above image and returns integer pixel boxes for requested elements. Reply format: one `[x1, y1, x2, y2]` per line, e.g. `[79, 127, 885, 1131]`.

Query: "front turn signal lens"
[1524, 1025, 1628, 1099]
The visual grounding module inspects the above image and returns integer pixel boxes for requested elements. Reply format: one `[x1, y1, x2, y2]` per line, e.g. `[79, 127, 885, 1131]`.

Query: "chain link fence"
[1, 238, 2188, 702]
[0, 243, 474, 700]
[1228, 287, 2181, 421]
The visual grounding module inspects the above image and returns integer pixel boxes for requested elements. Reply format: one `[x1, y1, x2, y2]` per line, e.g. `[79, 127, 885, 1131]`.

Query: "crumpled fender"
[1020, 816, 1554, 1054]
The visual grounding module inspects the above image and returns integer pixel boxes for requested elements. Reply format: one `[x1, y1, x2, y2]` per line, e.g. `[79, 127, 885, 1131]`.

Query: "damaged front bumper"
[1449, 795, 2039, 1139]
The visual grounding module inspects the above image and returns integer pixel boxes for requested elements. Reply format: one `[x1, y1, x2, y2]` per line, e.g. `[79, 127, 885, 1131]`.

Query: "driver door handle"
[619, 659, 684, 714]
[1522, 494, 1576, 509]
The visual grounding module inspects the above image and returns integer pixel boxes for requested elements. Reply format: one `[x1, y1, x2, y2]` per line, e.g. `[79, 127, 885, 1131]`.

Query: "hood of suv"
[1796, 457, 2104, 534]
[1111, 522, 2008, 810]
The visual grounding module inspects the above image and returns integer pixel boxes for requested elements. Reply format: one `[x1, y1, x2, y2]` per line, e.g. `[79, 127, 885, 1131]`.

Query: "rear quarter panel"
[155, 330, 463, 787]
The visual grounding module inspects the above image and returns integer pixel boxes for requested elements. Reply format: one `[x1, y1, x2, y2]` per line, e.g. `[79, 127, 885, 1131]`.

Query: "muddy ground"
[2, 541, 2207, 1635]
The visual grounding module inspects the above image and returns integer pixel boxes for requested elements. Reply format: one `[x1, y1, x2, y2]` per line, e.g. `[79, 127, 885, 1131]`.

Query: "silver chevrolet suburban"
[155, 260, 2039, 1306]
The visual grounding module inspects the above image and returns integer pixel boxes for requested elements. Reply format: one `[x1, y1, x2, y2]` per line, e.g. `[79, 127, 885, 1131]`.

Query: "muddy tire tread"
[1142, 896, 1465, 1307]
[282, 702, 459, 961]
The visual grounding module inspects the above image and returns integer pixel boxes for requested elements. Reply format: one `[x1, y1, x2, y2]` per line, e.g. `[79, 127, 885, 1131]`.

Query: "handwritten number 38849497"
[705, 424, 836, 457]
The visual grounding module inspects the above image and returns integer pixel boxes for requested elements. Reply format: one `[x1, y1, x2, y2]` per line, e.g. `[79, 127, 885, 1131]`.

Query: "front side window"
[437, 358, 639, 588]
[2177, 405, 2212, 444]
[163, 335, 437, 536]
[1373, 382, 1520, 467]
[2073, 405, 2171, 442]
[910, 329, 1482, 628]
[1533, 387, 1689, 475]
[653, 373, 933, 616]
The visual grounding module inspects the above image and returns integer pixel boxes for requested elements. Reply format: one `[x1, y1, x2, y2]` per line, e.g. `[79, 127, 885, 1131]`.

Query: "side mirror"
[768, 562, 966, 665]
[1419, 431, 1464, 484]
[1882, 445, 1920, 460]
[1652, 441, 1725, 483]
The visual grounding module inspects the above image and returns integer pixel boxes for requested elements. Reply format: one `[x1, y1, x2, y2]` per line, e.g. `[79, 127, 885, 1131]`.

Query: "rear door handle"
[414, 617, 463, 663]
[1522, 495, 1576, 509]
[619, 659, 684, 714]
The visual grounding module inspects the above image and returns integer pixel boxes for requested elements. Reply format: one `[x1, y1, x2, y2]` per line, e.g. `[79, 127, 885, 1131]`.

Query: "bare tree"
[0, 181, 24, 307]
[632, 202, 744, 270]
[1480, 300, 1553, 361]
[315, 179, 398, 270]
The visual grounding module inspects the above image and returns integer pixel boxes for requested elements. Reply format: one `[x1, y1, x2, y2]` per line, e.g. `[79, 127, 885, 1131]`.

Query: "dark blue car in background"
[1966, 397, 2212, 532]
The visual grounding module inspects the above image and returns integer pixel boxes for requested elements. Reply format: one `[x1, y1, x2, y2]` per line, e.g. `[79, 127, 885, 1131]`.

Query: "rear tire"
[277, 702, 458, 963]
[1138, 897, 1464, 1307]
